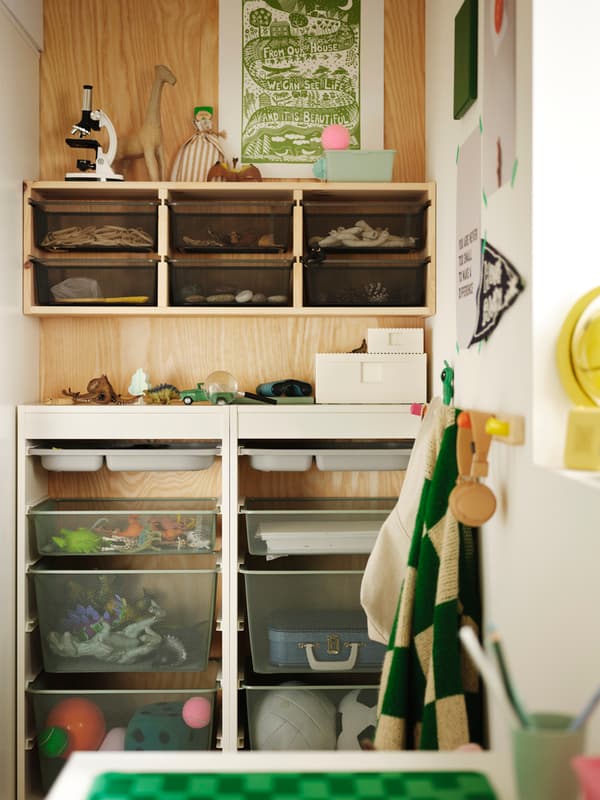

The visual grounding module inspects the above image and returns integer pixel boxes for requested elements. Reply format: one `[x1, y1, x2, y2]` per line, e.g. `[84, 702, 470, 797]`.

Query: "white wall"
[0, 4, 39, 796]
[426, 0, 600, 754]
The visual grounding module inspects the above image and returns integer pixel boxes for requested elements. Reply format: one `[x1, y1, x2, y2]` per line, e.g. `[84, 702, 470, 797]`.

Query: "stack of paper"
[255, 518, 381, 555]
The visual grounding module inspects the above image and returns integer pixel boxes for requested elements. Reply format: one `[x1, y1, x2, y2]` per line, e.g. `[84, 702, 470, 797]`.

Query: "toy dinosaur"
[143, 383, 181, 404]
[62, 374, 139, 404]
[51, 527, 104, 554]
[47, 586, 187, 666]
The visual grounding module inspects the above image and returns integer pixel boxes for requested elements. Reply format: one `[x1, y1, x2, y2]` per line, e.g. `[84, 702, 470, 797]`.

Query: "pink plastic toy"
[572, 756, 600, 800]
[321, 124, 350, 150]
[182, 696, 211, 729]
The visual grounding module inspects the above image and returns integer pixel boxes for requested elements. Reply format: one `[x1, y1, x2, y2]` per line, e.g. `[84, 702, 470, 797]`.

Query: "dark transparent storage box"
[244, 682, 379, 750]
[28, 498, 218, 556]
[169, 259, 292, 306]
[168, 200, 293, 253]
[30, 199, 159, 252]
[304, 200, 429, 253]
[29, 672, 217, 792]
[30, 560, 218, 673]
[30, 257, 158, 306]
[303, 258, 428, 307]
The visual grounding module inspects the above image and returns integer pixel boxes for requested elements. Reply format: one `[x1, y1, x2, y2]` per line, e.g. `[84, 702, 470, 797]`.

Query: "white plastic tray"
[105, 449, 217, 472]
[32, 448, 106, 472]
[315, 448, 411, 471]
[30, 445, 219, 472]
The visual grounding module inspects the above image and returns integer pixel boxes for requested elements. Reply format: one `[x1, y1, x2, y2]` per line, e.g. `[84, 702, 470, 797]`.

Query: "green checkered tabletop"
[87, 771, 498, 800]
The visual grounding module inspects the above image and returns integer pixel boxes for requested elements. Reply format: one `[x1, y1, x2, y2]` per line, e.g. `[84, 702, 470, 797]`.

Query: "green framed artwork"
[218, 0, 384, 178]
[453, 0, 478, 119]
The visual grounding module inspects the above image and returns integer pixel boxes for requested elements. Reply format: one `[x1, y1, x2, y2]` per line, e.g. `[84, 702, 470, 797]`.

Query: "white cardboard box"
[315, 353, 427, 404]
[367, 327, 424, 353]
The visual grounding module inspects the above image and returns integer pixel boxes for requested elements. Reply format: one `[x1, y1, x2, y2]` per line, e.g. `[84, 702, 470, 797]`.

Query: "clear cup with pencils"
[459, 625, 595, 800]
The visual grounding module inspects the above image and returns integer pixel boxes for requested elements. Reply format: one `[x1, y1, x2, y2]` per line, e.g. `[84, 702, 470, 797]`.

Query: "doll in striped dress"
[171, 106, 227, 181]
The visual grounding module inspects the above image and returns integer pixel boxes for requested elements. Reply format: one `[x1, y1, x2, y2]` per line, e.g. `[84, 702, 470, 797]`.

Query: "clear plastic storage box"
[30, 560, 218, 673]
[168, 200, 293, 253]
[303, 258, 428, 307]
[30, 257, 158, 306]
[241, 563, 385, 673]
[244, 682, 379, 750]
[28, 498, 218, 556]
[169, 259, 292, 306]
[241, 497, 394, 557]
[30, 198, 159, 252]
[29, 672, 217, 792]
[304, 200, 429, 253]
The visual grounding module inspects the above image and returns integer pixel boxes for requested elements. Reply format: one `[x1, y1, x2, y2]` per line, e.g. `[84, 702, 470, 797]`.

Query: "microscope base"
[65, 172, 124, 181]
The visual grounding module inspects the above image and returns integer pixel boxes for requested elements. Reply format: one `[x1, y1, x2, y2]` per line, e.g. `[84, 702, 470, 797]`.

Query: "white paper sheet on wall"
[456, 126, 482, 348]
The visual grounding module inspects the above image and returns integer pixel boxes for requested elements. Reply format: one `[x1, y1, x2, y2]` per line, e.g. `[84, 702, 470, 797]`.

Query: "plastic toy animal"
[51, 527, 104, 554]
[47, 591, 172, 665]
[143, 383, 180, 404]
[206, 159, 262, 182]
[62, 374, 138, 404]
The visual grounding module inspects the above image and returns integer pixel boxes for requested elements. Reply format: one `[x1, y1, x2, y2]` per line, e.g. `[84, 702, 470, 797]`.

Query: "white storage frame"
[17, 403, 419, 798]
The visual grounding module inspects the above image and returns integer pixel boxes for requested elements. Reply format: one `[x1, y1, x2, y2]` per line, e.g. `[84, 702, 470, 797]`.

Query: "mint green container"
[511, 712, 585, 800]
[319, 150, 396, 182]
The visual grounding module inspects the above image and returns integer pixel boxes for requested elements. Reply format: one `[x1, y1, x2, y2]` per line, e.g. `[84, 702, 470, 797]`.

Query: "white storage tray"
[29, 444, 219, 472]
[242, 448, 314, 472]
[240, 444, 411, 472]
[31, 448, 106, 472]
[105, 448, 217, 472]
[314, 448, 411, 471]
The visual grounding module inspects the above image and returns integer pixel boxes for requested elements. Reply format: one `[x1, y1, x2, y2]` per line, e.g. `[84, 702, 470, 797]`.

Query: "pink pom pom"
[321, 124, 350, 150]
[182, 697, 211, 729]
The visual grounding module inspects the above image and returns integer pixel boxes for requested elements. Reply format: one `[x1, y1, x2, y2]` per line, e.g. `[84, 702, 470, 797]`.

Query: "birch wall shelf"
[23, 181, 436, 318]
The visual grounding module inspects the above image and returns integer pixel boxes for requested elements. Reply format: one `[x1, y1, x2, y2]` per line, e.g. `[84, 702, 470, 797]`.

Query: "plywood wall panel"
[40, 0, 424, 182]
[385, 0, 425, 182]
[40, 0, 219, 181]
[38, 1, 425, 502]
[39, 315, 423, 400]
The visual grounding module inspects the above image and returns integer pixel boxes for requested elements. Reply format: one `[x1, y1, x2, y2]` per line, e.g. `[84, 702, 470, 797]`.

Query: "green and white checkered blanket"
[374, 405, 483, 750]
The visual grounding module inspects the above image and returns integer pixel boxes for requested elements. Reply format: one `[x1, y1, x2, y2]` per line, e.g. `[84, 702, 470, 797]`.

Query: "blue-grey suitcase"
[267, 610, 385, 672]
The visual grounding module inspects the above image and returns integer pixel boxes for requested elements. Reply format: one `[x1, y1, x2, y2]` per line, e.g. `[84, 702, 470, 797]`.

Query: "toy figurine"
[171, 105, 227, 182]
[52, 527, 104, 554]
[114, 64, 177, 181]
[206, 158, 262, 182]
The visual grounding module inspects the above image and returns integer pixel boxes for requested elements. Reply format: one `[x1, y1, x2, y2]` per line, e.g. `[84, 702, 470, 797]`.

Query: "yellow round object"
[556, 287, 600, 406]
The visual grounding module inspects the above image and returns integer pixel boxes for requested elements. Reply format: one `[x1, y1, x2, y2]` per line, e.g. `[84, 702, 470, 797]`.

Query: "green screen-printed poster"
[241, 0, 361, 164]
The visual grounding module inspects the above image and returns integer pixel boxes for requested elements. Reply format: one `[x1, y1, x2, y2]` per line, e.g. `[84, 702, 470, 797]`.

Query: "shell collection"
[310, 218, 419, 250]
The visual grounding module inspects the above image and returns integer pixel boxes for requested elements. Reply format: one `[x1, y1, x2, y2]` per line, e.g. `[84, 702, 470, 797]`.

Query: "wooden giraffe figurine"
[115, 64, 177, 180]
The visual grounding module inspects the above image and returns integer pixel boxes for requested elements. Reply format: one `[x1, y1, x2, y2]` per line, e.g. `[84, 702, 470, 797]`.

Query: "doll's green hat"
[194, 106, 213, 115]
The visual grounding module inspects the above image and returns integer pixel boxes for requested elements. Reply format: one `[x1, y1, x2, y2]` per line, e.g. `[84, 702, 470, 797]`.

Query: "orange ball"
[46, 698, 106, 757]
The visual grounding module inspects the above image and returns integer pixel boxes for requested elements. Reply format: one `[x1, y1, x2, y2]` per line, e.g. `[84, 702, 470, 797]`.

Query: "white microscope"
[65, 84, 123, 181]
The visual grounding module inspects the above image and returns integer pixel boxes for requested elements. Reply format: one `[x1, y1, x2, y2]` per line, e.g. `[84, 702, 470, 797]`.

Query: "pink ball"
[321, 124, 351, 150]
[182, 697, 211, 729]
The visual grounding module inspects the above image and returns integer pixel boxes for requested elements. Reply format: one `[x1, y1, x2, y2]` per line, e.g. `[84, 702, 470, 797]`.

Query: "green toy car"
[179, 382, 209, 405]
[180, 382, 235, 405]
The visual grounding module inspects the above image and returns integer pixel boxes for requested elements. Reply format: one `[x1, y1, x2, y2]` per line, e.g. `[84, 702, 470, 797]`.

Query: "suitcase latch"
[326, 633, 341, 655]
